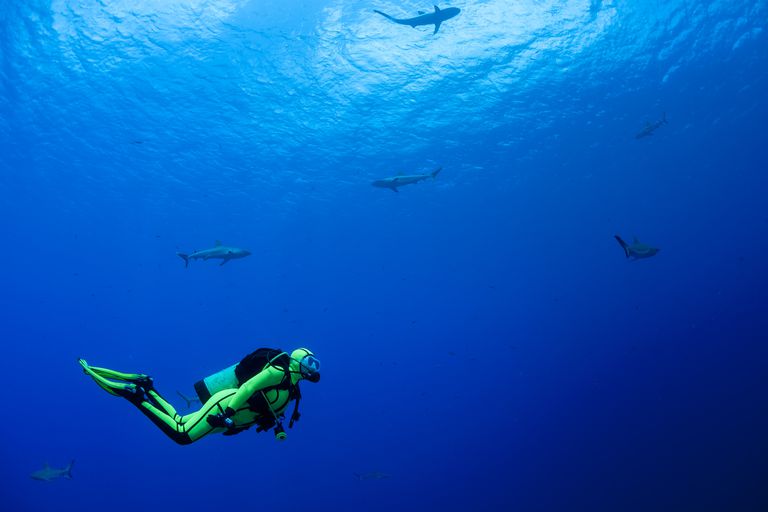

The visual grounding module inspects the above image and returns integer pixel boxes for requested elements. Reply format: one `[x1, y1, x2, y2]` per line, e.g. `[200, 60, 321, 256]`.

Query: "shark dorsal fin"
[434, 5, 440, 12]
[215, 240, 222, 246]
[418, 10, 425, 14]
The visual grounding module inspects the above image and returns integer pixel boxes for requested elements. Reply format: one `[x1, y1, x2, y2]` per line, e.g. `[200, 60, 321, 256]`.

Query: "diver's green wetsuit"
[79, 348, 319, 445]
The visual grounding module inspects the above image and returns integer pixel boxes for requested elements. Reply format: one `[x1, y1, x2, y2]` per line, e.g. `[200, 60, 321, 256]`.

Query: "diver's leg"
[109, 385, 196, 445]
[129, 389, 237, 445]
[133, 401, 195, 445]
[86, 362, 176, 418]
[80, 359, 190, 442]
[175, 389, 238, 443]
[146, 389, 183, 422]
[81, 359, 239, 445]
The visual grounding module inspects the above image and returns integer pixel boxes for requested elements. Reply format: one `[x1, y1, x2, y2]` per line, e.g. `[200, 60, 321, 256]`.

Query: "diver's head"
[290, 348, 321, 383]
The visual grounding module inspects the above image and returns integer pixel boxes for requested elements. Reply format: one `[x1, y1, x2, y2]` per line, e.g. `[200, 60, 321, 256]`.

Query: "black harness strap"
[289, 385, 302, 428]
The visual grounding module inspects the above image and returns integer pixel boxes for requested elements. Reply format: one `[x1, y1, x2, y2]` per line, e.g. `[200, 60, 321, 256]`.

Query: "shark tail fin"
[614, 235, 630, 258]
[431, 167, 442, 179]
[65, 460, 74, 479]
[177, 252, 189, 268]
[176, 390, 193, 408]
[373, 10, 396, 22]
[353, 472, 362, 480]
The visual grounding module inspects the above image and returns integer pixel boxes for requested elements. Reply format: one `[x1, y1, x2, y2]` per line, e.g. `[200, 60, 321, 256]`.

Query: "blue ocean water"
[1, 0, 767, 510]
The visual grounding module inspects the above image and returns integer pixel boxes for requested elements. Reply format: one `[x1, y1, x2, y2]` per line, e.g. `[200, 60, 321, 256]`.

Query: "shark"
[31, 461, 74, 482]
[635, 113, 668, 139]
[354, 471, 391, 480]
[372, 167, 442, 193]
[176, 241, 251, 267]
[177, 390, 202, 409]
[374, 5, 460, 34]
[614, 235, 660, 260]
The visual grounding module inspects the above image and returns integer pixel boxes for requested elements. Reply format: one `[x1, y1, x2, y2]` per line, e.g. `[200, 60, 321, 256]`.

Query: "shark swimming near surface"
[635, 113, 667, 139]
[354, 471, 391, 480]
[372, 167, 442, 192]
[614, 235, 659, 260]
[374, 5, 460, 34]
[176, 241, 251, 267]
[31, 461, 74, 482]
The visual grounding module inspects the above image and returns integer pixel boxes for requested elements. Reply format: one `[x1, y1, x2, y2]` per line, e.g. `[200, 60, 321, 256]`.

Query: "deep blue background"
[1, 0, 767, 510]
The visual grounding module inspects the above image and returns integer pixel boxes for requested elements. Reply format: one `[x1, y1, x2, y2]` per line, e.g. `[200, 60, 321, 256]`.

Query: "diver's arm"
[222, 366, 284, 418]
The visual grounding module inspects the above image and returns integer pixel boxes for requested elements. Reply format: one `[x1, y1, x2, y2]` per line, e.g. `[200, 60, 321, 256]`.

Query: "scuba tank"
[193, 348, 289, 404]
[194, 363, 239, 404]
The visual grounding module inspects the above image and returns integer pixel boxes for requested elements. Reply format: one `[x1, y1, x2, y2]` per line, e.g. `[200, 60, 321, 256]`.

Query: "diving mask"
[299, 355, 321, 382]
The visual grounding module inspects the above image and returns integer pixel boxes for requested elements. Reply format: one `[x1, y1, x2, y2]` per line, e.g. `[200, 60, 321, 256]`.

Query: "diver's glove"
[207, 408, 236, 429]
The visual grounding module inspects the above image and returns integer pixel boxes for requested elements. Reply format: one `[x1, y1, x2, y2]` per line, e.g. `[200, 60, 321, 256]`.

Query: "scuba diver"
[78, 348, 320, 445]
